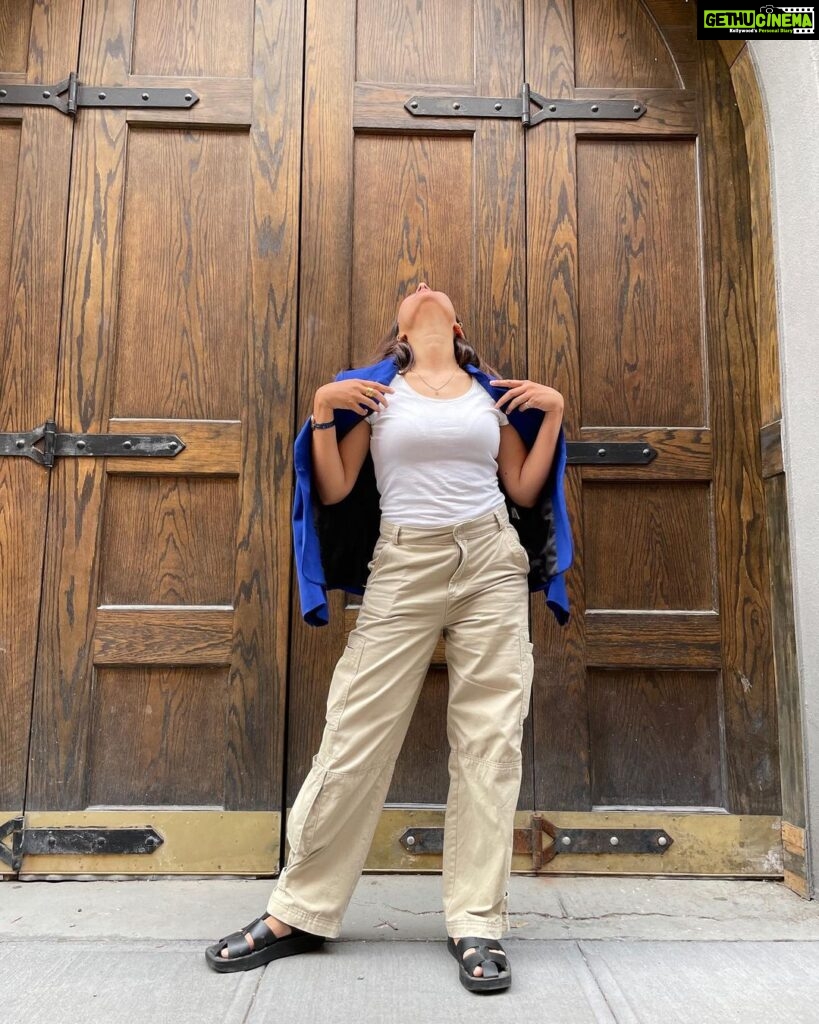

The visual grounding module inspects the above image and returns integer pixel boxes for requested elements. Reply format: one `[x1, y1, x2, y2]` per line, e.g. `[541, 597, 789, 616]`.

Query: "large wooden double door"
[1, 0, 780, 879]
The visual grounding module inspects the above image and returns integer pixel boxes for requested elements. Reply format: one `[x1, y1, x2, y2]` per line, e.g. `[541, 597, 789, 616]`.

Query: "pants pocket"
[325, 632, 366, 731]
[366, 536, 392, 575]
[503, 525, 530, 575]
[518, 629, 535, 725]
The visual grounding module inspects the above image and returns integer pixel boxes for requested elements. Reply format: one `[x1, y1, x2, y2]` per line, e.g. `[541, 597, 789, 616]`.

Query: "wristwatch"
[310, 413, 336, 430]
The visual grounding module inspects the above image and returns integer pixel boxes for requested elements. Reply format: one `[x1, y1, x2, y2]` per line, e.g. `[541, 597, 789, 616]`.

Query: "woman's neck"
[404, 333, 461, 375]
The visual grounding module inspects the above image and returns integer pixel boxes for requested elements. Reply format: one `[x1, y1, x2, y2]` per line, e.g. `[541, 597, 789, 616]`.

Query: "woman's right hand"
[315, 379, 395, 418]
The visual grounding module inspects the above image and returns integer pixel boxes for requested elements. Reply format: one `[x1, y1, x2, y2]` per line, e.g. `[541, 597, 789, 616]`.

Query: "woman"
[206, 282, 566, 993]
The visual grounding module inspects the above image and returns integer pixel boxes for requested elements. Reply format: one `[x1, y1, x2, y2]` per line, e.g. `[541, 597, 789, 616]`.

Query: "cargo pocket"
[325, 631, 366, 731]
[518, 629, 535, 725]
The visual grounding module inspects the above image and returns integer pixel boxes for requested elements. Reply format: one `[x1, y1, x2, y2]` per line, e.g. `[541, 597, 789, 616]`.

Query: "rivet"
[122, 440, 133, 450]
[15, 439, 24, 449]
[0, 90, 7, 98]
[98, 92, 106, 101]
[561, 835, 572, 845]
[633, 104, 641, 112]
[494, 102, 502, 110]
[410, 101, 418, 109]
[549, 103, 557, 112]
[43, 90, 51, 99]
[47, 836, 57, 847]
[658, 836, 668, 847]
[610, 835, 619, 846]
[643, 447, 651, 457]
[452, 102, 460, 110]
[168, 441, 178, 450]
[184, 93, 192, 102]
[96, 837, 106, 848]
[142, 92, 150, 101]
[406, 835, 416, 846]
[76, 440, 87, 450]
[591, 104, 599, 113]
[597, 447, 606, 457]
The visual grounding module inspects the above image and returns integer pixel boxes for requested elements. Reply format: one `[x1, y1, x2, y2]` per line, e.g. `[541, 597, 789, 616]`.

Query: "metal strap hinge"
[566, 441, 657, 465]
[405, 82, 646, 127]
[0, 421, 186, 468]
[0, 818, 164, 872]
[400, 814, 673, 870]
[0, 71, 199, 116]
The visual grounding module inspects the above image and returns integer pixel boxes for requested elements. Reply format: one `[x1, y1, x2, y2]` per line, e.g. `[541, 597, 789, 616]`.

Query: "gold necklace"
[404, 366, 460, 394]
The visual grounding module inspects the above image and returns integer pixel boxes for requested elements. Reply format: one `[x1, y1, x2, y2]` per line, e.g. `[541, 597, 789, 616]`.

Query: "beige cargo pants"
[266, 503, 534, 940]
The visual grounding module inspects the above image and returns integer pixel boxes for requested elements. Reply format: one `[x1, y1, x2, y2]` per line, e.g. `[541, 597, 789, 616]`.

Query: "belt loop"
[394, 525, 402, 544]
[493, 508, 504, 530]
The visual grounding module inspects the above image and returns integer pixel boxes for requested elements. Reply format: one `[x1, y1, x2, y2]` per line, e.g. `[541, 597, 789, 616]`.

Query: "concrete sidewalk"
[2, 874, 818, 1023]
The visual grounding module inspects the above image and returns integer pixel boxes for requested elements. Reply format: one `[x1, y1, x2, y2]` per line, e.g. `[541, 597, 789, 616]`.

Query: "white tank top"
[365, 371, 509, 526]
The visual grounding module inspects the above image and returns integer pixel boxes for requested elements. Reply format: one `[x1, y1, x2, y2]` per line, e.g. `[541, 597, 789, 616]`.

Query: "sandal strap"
[245, 915, 279, 949]
[219, 914, 280, 959]
[223, 929, 253, 958]
[454, 936, 508, 975]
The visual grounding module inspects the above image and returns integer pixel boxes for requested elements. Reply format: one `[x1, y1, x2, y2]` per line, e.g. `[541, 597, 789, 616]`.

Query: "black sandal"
[205, 912, 326, 973]
[447, 935, 512, 992]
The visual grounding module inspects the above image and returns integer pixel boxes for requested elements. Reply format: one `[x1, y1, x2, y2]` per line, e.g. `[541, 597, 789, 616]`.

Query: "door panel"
[16, 0, 303, 874]
[0, 0, 83, 876]
[527, 0, 778, 873]
[289, 0, 780, 876]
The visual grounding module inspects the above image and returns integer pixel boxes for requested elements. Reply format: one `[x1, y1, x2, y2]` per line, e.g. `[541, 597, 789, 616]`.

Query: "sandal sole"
[205, 928, 326, 973]
[446, 936, 512, 993]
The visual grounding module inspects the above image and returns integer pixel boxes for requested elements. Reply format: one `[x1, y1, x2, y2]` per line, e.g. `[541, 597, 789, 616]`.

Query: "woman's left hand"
[489, 378, 565, 415]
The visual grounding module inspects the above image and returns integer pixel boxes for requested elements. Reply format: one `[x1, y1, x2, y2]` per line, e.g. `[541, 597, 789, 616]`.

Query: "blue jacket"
[293, 354, 573, 627]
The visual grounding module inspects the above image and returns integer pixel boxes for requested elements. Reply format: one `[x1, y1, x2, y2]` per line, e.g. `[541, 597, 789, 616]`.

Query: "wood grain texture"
[105, 419, 242, 475]
[584, 482, 715, 610]
[113, 130, 246, 421]
[25, 0, 302, 828]
[131, 0, 254, 77]
[356, 0, 473, 85]
[577, 138, 703, 428]
[525, 0, 585, 810]
[586, 612, 721, 668]
[86, 666, 228, 805]
[588, 668, 722, 806]
[759, 419, 783, 479]
[94, 609, 233, 664]
[0, 1, 32, 70]
[352, 135, 474, 347]
[697, 40, 778, 814]
[730, 46, 782, 429]
[764, 474, 806, 829]
[0, 0, 83, 810]
[575, 0, 680, 88]
[727, 41, 805, 893]
[100, 477, 239, 605]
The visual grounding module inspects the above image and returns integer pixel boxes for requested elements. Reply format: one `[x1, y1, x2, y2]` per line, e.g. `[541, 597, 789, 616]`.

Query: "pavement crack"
[384, 905, 442, 917]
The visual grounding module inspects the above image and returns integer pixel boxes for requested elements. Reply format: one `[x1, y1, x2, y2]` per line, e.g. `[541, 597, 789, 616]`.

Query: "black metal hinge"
[0, 818, 164, 872]
[566, 441, 657, 464]
[0, 71, 199, 117]
[405, 82, 646, 127]
[0, 421, 186, 468]
[400, 814, 673, 870]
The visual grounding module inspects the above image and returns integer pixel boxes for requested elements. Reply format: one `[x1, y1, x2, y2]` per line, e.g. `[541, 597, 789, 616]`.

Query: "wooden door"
[3, 0, 303, 875]
[290, 0, 780, 877]
[0, 1, 84, 876]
